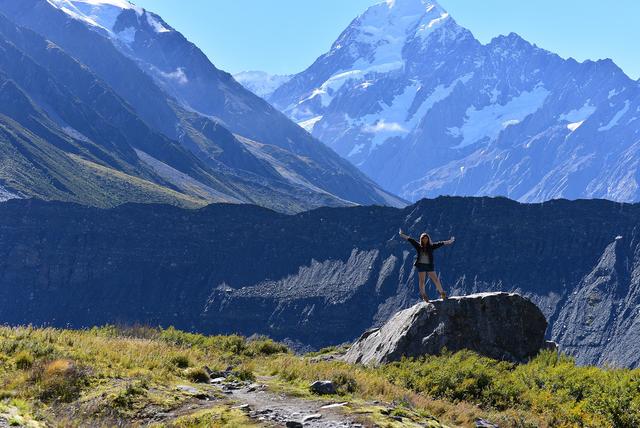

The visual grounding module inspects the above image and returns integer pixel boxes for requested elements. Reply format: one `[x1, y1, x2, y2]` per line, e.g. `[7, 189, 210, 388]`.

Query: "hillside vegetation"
[0, 326, 637, 427]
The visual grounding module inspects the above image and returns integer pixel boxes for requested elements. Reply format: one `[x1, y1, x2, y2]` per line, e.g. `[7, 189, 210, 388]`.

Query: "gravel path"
[216, 378, 366, 427]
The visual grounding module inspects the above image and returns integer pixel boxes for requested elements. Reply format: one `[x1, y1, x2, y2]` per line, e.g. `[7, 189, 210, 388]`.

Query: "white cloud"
[363, 120, 408, 133]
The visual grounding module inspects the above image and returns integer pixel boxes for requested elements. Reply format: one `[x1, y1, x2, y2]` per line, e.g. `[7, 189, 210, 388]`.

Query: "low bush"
[111, 381, 148, 409]
[185, 367, 210, 384]
[245, 337, 289, 356]
[376, 350, 640, 428]
[33, 359, 88, 403]
[169, 355, 191, 369]
[14, 351, 34, 370]
[228, 367, 256, 382]
[331, 371, 358, 394]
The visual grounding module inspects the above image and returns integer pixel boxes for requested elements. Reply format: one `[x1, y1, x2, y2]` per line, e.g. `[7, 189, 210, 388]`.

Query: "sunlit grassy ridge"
[0, 326, 638, 427]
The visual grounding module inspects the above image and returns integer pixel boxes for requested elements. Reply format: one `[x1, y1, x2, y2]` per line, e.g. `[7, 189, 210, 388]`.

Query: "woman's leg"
[428, 271, 447, 299]
[418, 271, 429, 303]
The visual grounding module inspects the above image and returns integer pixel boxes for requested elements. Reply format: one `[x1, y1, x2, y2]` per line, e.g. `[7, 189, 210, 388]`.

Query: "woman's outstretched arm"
[399, 228, 411, 240]
[432, 237, 455, 250]
[400, 229, 421, 251]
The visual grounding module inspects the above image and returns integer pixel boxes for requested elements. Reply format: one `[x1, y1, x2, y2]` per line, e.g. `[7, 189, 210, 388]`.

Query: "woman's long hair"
[420, 232, 431, 248]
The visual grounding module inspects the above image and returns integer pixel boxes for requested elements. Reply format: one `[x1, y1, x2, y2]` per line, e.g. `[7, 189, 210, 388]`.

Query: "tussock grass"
[261, 349, 640, 428]
[1, 324, 639, 427]
[0, 325, 286, 426]
[167, 406, 256, 427]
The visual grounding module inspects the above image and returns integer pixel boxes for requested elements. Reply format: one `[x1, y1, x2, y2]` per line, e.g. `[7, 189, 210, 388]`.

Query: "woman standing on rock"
[399, 229, 455, 303]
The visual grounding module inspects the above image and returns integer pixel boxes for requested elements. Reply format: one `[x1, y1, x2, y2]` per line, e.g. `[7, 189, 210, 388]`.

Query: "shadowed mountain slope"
[1, 196, 639, 367]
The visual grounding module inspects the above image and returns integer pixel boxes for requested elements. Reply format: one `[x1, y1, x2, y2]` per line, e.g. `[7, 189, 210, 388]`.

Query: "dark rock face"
[343, 293, 548, 365]
[1, 196, 640, 367]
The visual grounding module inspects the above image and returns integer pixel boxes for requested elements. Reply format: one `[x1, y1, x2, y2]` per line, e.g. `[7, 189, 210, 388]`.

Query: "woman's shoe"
[421, 294, 430, 304]
[440, 292, 447, 300]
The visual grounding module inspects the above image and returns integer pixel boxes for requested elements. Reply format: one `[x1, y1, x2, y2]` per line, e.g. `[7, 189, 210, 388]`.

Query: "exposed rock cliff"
[1, 196, 639, 367]
[343, 293, 548, 365]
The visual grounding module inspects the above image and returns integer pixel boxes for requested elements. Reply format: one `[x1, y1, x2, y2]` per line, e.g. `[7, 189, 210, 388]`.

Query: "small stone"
[302, 414, 322, 422]
[233, 404, 250, 411]
[286, 421, 303, 428]
[320, 402, 349, 409]
[309, 380, 337, 395]
[475, 419, 499, 428]
[226, 382, 242, 390]
[210, 377, 226, 384]
[176, 385, 200, 395]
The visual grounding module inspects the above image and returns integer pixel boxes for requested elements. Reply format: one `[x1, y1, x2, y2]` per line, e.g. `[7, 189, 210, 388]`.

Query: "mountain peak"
[46, 0, 143, 32]
[384, 0, 445, 12]
[46, 0, 142, 15]
[331, 0, 458, 74]
[360, 0, 449, 30]
[355, 0, 457, 44]
[488, 32, 534, 52]
[45, 0, 175, 45]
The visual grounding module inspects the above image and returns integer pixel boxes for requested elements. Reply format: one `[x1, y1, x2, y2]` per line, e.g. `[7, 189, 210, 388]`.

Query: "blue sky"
[133, 0, 639, 80]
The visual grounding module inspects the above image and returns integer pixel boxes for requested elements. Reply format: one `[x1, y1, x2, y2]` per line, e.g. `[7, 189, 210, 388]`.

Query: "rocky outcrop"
[343, 293, 548, 365]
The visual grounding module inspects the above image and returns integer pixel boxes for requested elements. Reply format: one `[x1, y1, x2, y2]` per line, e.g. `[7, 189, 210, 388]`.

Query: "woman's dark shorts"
[416, 263, 435, 273]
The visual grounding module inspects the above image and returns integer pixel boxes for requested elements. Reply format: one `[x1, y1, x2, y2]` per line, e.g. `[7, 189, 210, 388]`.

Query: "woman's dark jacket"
[406, 238, 445, 266]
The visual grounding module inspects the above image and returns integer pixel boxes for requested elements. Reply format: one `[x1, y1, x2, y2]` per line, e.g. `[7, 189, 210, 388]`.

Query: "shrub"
[170, 355, 191, 369]
[228, 367, 255, 382]
[246, 338, 289, 356]
[332, 371, 358, 394]
[185, 368, 210, 384]
[34, 359, 87, 402]
[14, 351, 34, 370]
[111, 381, 147, 409]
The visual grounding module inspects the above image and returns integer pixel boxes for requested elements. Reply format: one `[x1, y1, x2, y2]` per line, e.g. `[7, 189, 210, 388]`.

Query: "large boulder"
[343, 293, 548, 365]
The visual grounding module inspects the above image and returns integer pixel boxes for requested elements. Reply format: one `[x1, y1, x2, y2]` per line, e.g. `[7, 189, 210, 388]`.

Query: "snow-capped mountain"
[234, 71, 292, 99]
[0, 0, 405, 211]
[269, 0, 640, 202]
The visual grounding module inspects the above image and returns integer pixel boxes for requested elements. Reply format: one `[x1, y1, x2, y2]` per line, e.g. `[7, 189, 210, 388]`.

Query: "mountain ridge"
[2, 196, 640, 368]
[0, 0, 405, 211]
[260, 0, 640, 203]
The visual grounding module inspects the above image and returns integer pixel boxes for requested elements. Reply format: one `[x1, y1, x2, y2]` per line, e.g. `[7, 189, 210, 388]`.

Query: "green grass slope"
[0, 115, 210, 208]
[1, 326, 638, 427]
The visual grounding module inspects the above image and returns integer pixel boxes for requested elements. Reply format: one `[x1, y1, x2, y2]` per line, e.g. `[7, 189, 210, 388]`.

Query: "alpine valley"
[0, 0, 404, 212]
[257, 0, 640, 203]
